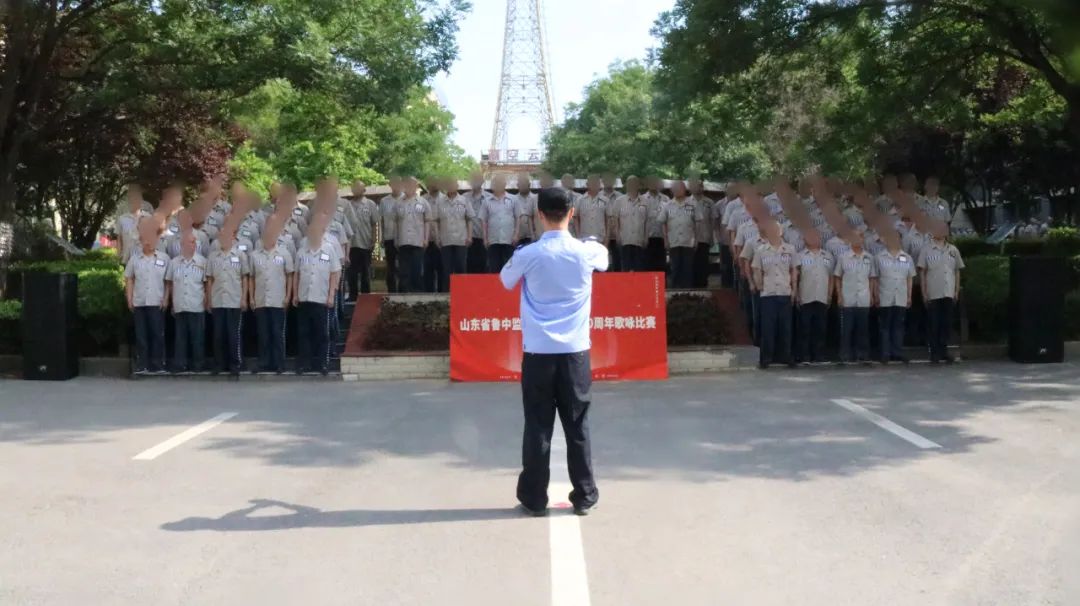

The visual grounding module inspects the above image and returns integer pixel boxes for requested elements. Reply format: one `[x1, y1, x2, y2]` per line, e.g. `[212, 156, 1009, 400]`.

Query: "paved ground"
[2, 361, 1080, 605]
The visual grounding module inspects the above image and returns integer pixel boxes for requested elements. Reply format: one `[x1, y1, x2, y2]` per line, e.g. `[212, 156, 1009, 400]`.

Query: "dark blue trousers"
[255, 307, 286, 372]
[759, 295, 793, 366]
[211, 307, 243, 373]
[397, 245, 423, 292]
[620, 245, 644, 272]
[877, 305, 907, 361]
[297, 301, 331, 373]
[172, 311, 205, 372]
[487, 244, 514, 273]
[133, 306, 166, 372]
[926, 297, 955, 361]
[840, 307, 871, 362]
[799, 302, 828, 363]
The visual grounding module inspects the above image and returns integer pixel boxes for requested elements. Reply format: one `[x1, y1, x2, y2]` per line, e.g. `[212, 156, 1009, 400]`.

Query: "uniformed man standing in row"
[165, 230, 208, 374]
[918, 221, 965, 364]
[643, 176, 670, 272]
[613, 176, 647, 272]
[464, 171, 492, 274]
[379, 176, 402, 293]
[481, 176, 517, 273]
[690, 178, 714, 288]
[834, 232, 877, 365]
[125, 218, 171, 374]
[574, 176, 607, 243]
[116, 184, 151, 265]
[437, 177, 476, 290]
[601, 173, 621, 272]
[347, 180, 379, 300]
[423, 177, 446, 293]
[796, 230, 834, 364]
[395, 177, 431, 292]
[206, 219, 250, 376]
[660, 180, 697, 289]
[293, 213, 341, 375]
[514, 173, 538, 246]
[752, 220, 798, 368]
[250, 214, 294, 374]
[875, 227, 916, 364]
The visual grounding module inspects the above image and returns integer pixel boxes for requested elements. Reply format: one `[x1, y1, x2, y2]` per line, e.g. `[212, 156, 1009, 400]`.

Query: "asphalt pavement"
[2, 361, 1079, 605]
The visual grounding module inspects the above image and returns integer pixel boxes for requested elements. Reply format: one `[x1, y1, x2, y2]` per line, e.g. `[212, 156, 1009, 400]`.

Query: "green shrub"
[365, 300, 450, 351]
[666, 293, 731, 346]
[961, 255, 1009, 342]
[82, 247, 120, 262]
[1066, 289, 1080, 341]
[1045, 227, 1080, 257]
[952, 236, 998, 259]
[1002, 239, 1045, 256]
[0, 299, 21, 320]
[1070, 255, 1080, 290]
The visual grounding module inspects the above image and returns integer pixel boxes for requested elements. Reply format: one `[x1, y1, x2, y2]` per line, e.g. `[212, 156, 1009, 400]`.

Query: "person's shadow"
[160, 499, 531, 532]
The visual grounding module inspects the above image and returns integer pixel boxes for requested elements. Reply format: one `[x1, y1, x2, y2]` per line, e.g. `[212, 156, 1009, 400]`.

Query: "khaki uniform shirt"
[917, 241, 965, 301]
[726, 206, 751, 235]
[116, 210, 150, 264]
[514, 192, 538, 241]
[395, 196, 433, 248]
[797, 249, 834, 304]
[834, 249, 877, 308]
[825, 236, 851, 260]
[782, 221, 805, 252]
[379, 194, 400, 242]
[751, 241, 797, 296]
[643, 191, 670, 239]
[659, 198, 698, 248]
[463, 190, 492, 239]
[875, 249, 916, 306]
[920, 196, 952, 223]
[712, 198, 731, 245]
[250, 246, 295, 309]
[124, 250, 170, 307]
[844, 206, 865, 227]
[349, 197, 380, 249]
[481, 194, 518, 246]
[296, 241, 343, 304]
[601, 191, 620, 241]
[575, 194, 608, 241]
[206, 244, 250, 309]
[692, 194, 714, 245]
[902, 228, 932, 259]
[165, 254, 208, 313]
[436, 195, 476, 247]
[721, 197, 743, 228]
[734, 220, 760, 251]
[615, 194, 648, 247]
[424, 193, 444, 243]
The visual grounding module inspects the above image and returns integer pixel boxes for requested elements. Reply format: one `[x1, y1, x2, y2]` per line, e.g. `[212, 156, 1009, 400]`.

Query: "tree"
[0, 0, 468, 221]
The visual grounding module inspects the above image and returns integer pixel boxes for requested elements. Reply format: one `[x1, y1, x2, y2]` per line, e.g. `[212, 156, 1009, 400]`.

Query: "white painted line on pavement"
[549, 425, 591, 606]
[132, 412, 238, 460]
[830, 399, 941, 450]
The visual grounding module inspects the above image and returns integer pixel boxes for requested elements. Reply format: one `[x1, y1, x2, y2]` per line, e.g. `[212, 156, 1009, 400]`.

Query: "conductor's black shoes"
[518, 503, 548, 517]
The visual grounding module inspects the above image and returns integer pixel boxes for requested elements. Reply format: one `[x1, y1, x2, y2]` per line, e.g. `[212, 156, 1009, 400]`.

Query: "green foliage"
[960, 256, 1009, 342]
[952, 237, 999, 259]
[365, 300, 450, 351]
[666, 294, 731, 346]
[82, 248, 120, 262]
[0, 300, 21, 321]
[1002, 239, 1045, 257]
[228, 141, 277, 196]
[1044, 227, 1080, 257]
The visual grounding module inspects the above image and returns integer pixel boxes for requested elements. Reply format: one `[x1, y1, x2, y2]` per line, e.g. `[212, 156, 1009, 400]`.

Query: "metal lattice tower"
[487, 0, 555, 167]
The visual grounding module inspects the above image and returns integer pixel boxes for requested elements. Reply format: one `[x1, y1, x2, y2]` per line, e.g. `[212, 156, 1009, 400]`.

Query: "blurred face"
[561, 174, 575, 190]
[388, 176, 402, 195]
[805, 230, 821, 249]
[426, 178, 440, 194]
[444, 178, 458, 195]
[177, 210, 193, 233]
[138, 218, 158, 250]
[126, 185, 143, 208]
[352, 180, 366, 197]
[218, 227, 235, 251]
[689, 179, 704, 195]
[469, 171, 484, 190]
[162, 188, 183, 214]
[925, 178, 940, 196]
[269, 182, 282, 201]
[882, 175, 898, 193]
[180, 232, 196, 257]
[900, 174, 917, 192]
[671, 181, 687, 198]
[492, 176, 506, 196]
[646, 177, 659, 192]
[797, 180, 812, 197]
[587, 177, 600, 195]
[539, 173, 555, 188]
[626, 177, 640, 196]
[230, 182, 247, 203]
[603, 174, 616, 190]
[517, 174, 531, 193]
[403, 178, 418, 197]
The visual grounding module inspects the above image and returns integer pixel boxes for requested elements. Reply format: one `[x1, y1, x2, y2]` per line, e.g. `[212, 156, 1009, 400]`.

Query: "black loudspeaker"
[1008, 256, 1066, 363]
[22, 272, 80, 380]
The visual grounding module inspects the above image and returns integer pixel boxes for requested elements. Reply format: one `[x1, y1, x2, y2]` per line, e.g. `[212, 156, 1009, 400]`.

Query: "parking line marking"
[830, 399, 941, 449]
[549, 425, 591, 606]
[133, 412, 238, 460]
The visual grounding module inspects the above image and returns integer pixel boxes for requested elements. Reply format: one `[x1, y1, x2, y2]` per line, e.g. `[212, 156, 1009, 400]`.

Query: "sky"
[431, 0, 676, 160]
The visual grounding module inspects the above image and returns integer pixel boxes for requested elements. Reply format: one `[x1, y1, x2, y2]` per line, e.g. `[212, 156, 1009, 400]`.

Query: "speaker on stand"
[22, 272, 80, 380]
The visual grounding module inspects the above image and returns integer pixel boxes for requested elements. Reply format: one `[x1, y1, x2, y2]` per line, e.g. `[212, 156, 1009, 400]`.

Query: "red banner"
[450, 272, 668, 382]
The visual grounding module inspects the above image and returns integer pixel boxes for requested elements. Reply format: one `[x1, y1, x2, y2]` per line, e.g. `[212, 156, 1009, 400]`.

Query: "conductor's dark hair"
[538, 187, 571, 222]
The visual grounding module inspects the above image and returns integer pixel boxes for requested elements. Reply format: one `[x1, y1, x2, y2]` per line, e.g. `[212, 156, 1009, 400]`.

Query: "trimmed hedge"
[365, 300, 450, 351]
[10, 258, 127, 355]
[0, 300, 20, 355]
[666, 294, 731, 346]
[1002, 239, 1045, 257]
[1045, 227, 1080, 257]
[961, 255, 1009, 342]
[953, 237, 998, 259]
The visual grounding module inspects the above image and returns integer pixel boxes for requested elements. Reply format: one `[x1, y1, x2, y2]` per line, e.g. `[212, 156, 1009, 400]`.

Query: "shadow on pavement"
[160, 498, 525, 532]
